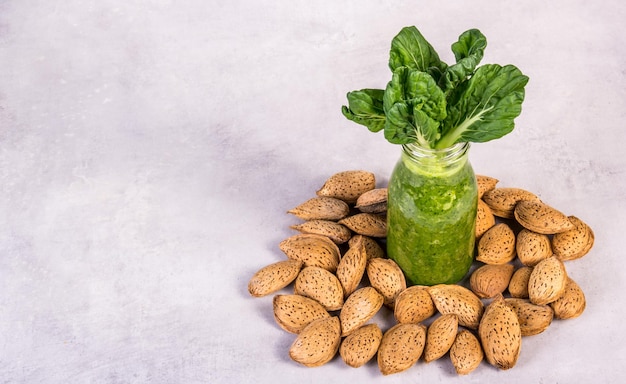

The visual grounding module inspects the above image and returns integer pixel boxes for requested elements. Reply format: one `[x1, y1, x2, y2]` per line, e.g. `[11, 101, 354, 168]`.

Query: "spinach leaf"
[383, 67, 447, 146]
[384, 101, 416, 144]
[388, 26, 447, 84]
[451, 29, 487, 62]
[383, 67, 409, 113]
[405, 69, 447, 123]
[413, 107, 442, 146]
[435, 64, 529, 148]
[440, 29, 487, 94]
[341, 89, 386, 132]
[405, 69, 446, 145]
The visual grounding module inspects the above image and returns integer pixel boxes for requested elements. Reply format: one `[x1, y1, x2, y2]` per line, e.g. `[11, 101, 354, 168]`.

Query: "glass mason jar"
[387, 142, 478, 286]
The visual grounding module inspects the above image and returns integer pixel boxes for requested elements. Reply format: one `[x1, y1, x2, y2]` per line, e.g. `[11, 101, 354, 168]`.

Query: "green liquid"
[387, 152, 477, 286]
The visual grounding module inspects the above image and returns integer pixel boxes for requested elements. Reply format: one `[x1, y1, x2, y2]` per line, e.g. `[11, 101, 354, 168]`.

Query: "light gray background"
[1, 0, 625, 383]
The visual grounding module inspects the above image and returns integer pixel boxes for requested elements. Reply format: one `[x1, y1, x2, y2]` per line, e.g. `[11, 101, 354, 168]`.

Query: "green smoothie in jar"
[340, 25, 529, 284]
[386, 142, 477, 286]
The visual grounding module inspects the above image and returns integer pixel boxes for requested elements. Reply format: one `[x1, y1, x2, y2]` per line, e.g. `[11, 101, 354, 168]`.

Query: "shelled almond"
[248, 170, 595, 376]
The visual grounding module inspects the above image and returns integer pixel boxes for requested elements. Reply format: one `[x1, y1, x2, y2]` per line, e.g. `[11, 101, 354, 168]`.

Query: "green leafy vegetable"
[342, 26, 529, 149]
[382, 67, 446, 146]
[440, 29, 487, 95]
[437, 64, 528, 148]
[384, 101, 414, 144]
[341, 89, 386, 132]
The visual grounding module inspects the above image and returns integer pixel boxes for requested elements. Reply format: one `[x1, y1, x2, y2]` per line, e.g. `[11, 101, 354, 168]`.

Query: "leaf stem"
[434, 106, 492, 149]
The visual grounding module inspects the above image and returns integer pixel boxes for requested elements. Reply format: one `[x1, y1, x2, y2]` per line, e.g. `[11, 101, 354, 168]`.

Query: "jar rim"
[402, 141, 470, 161]
[400, 141, 471, 177]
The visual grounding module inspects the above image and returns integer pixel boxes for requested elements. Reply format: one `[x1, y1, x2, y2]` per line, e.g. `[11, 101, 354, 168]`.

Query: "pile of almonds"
[248, 170, 594, 375]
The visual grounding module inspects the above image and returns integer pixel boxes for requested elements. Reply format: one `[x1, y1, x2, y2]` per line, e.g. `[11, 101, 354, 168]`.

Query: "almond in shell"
[482, 187, 541, 219]
[339, 323, 383, 368]
[289, 316, 341, 367]
[504, 298, 554, 336]
[336, 237, 368, 297]
[366, 258, 407, 307]
[377, 323, 427, 375]
[551, 216, 594, 261]
[339, 287, 384, 337]
[294, 266, 344, 311]
[355, 188, 388, 214]
[469, 263, 515, 299]
[528, 256, 568, 305]
[424, 314, 459, 363]
[477, 223, 516, 265]
[478, 294, 522, 370]
[514, 200, 575, 235]
[476, 175, 498, 199]
[273, 294, 330, 334]
[476, 199, 496, 239]
[394, 285, 436, 324]
[349, 234, 385, 259]
[508, 266, 533, 299]
[287, 196, 350, 221]
[427, 284, 484, 329]
[248, 259, 304, 297]
[279, 234, 341, 272]
[550, 277, 586, 319]
[316, 170, 376, 204]
[339, 213, 387, 238]
[450, 329, 484, 375]
[516, 229, 552, 266]
[290, 220, 352, 244]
